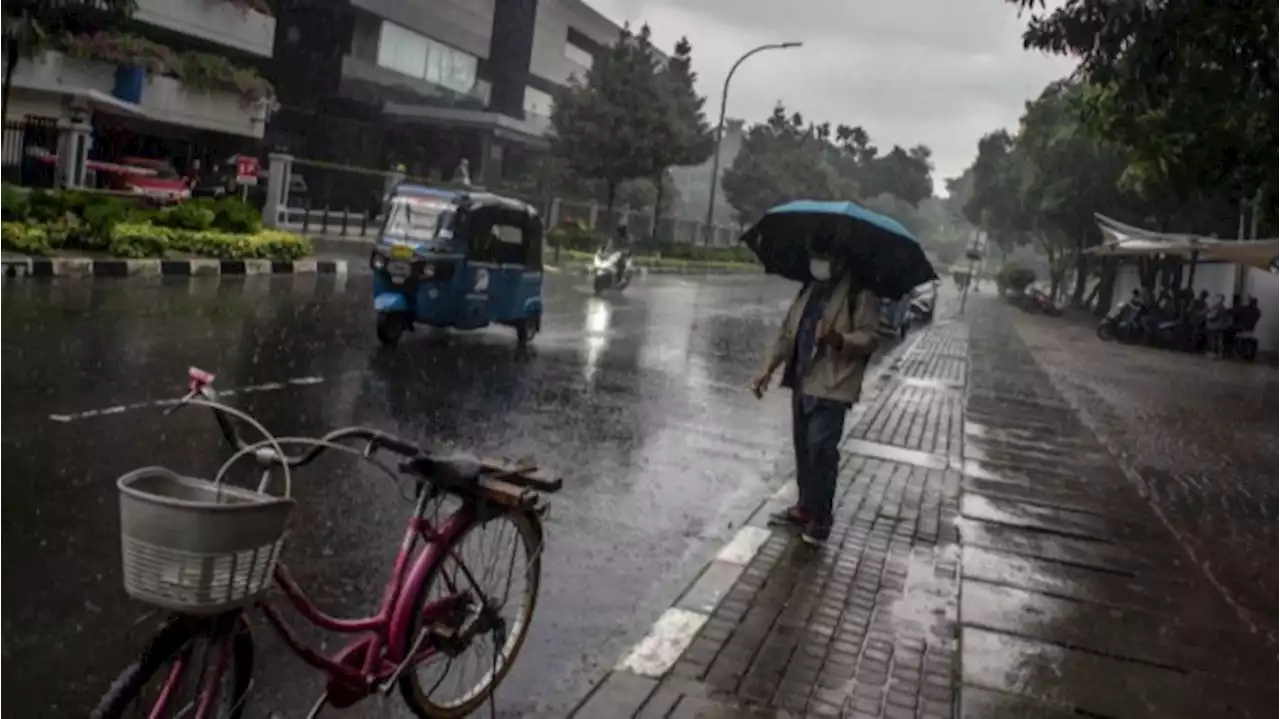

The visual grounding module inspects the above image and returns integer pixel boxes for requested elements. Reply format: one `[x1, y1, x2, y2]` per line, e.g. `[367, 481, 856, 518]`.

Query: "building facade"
[3, 0, 278, 186]
[266, 0, 623, 203]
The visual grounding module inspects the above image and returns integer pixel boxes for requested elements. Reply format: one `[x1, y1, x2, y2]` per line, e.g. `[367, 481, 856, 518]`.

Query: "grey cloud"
[586, 0, 1075, 183]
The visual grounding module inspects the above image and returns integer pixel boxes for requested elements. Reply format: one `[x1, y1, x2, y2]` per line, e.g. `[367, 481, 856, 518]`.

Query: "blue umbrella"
[741, 200, 937, 299]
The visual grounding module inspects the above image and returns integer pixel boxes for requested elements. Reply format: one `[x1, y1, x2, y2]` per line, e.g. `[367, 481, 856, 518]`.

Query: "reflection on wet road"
[1, 272, 808, 717]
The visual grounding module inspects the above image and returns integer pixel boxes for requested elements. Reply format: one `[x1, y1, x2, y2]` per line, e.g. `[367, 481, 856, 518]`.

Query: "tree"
[550, 24, 668, 223]
[856, 145, 934, 207]
[647, 36, 712, 239]
[3, 1, 137, 112]
[1006, 0, 1278, 236]
[720, 103, 857, 223]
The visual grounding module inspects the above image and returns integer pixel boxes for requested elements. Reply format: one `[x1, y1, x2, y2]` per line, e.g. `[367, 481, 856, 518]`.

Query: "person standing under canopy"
[750, 236, 881, 545]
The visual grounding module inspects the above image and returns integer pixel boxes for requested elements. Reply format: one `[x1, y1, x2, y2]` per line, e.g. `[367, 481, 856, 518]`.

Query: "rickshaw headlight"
[422, 263, 436, 279]
[371, 253, 387, 271]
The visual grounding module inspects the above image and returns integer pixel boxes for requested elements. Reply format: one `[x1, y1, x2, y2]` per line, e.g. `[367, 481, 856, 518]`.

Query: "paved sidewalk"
[571, 321, 968, 719]
[569, 298, 1275, 719]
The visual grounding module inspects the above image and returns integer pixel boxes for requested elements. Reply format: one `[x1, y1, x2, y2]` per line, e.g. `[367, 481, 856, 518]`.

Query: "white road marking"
[46, 375, 331, 423]
[615, 607, 709, 677]
[714, 525, 772, 566]
[773, 482, 798, 503]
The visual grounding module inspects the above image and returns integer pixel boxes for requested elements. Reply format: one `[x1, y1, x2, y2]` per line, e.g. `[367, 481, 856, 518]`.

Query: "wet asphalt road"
[1, 270, 841, 717]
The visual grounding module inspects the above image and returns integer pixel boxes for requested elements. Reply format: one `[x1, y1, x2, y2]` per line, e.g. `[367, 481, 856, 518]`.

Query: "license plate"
[389, 244, 413, 260]
[388, 260, 411, 277]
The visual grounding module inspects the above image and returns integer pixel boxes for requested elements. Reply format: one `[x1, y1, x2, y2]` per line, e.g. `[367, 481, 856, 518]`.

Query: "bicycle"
[90, 368, 560, 719]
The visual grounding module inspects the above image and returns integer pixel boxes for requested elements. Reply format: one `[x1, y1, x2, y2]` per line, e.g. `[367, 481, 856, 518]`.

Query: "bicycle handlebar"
[178, 369, 423, 469]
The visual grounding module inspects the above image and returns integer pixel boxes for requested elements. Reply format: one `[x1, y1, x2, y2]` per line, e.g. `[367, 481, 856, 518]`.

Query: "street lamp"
[702, 41, 803, 247]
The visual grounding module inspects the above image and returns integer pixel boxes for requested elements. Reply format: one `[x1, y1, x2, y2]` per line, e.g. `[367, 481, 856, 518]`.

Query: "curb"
[560, 331, 925, 719]
[1, 257, 348, 279]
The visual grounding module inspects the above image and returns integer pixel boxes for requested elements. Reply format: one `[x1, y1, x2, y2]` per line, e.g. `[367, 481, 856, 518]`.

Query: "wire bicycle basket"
[117, 466, 295, 615]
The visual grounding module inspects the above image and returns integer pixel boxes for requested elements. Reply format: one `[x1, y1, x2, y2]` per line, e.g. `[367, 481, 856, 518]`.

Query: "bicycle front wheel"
[90, 613, 254, 719]
[399, 509, 543, 718]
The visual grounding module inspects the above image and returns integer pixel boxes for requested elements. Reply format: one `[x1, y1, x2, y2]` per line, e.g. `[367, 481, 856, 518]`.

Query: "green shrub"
[80, 197, 139, 249]
[106, 222, 311, 260]
[996, 263, 1036, 293]
[195, 197, 262, 233]
[26, 188, 79, 223]
[1, 183, 31, 221]
[1, 222, 59, 255]
[156, 202, 215, 230]
[108, 222, 175, 258]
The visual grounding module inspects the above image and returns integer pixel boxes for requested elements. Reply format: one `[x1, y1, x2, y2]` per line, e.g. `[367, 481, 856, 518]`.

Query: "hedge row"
[3, 221, 310, 260]
[1, 184, 305, 260]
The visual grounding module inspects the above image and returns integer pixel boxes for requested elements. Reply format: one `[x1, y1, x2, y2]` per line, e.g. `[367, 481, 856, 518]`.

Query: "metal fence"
[3, 117, 59, 187]
[549, 199, 744, 246]
[257, 152, 744, 245]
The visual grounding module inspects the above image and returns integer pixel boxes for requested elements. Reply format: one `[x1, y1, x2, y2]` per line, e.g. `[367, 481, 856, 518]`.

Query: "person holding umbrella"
[750, 235, 881, 545]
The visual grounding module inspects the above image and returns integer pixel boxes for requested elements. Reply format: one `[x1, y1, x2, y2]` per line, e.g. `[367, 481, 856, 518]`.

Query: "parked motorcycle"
[1097, 301, 1143, 342]
[591, 250, 634, 294]
[908, 281, 938, 323]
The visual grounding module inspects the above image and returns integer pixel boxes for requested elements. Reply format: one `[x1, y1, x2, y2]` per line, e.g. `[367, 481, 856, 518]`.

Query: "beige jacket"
[765, 276, 880, 404]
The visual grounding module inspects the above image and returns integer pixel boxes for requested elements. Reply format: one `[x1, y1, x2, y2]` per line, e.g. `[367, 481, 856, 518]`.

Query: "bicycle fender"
[386, 508, 474, 661]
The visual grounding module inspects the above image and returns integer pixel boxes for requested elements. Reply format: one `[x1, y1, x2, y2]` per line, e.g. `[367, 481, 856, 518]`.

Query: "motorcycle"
[908, 281, 938, 323]
[591, 250, 634, 294]
[1097, 301, 1143, 342]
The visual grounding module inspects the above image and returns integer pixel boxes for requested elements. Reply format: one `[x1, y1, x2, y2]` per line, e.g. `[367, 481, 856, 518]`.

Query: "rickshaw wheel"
[377, 313, 406, 346]
[516, 316, 539, 346]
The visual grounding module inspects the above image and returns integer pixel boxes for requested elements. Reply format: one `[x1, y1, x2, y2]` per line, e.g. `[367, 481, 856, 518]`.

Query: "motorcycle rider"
[604, 225, 632, 283]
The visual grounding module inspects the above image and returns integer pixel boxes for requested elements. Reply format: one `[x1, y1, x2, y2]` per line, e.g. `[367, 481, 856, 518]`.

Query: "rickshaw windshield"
[382, 195, 457, 248]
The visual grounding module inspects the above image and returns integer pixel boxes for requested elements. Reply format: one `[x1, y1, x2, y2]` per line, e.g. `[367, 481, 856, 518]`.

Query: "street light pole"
[702, 41, 802, 248]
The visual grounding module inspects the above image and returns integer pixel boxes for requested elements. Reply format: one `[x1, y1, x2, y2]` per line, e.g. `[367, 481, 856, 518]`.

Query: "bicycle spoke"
[405, 511, 537, 711]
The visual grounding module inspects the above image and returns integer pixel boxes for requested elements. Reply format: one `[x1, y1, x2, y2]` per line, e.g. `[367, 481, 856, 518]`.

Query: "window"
[564, 40, 594, 69]
[376, 20, 479, 96]
[523, 86, 554, 118]
[377, 21, 428, 79]
[382, 195, 456, 245]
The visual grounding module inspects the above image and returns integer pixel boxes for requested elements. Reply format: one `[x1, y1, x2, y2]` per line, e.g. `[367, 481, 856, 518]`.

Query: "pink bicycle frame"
[171, 490, 478, 718]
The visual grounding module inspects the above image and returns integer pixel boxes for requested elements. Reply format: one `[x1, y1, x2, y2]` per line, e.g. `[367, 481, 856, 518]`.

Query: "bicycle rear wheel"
[90, 613, 254, 719]
[399, 509, 543, 718]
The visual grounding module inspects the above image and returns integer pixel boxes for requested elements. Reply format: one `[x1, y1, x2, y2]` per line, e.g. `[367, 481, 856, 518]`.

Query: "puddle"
[962, 546, 1171, 613]
[961, 628, 1271, 719]
[957, 518, 1151, 574]
[961, 494, 1111, 541]
[961, 457, 1084, 484]
[961, 581, 1192, 670]
[890, 544, 960, 641]
[844, 438, 950, 470]
[899, 376, 964, 392]
[960, 685, 1080, 719]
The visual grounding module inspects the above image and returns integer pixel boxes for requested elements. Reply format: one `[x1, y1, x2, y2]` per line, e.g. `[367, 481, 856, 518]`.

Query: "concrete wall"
[142, 76, 269, 138]
[530, 0, 621, 86]
[350, 0, 493, 59]
[134, 0, 276, 57]
[4, 88, 70, 121]
[10, 51, 266, 139]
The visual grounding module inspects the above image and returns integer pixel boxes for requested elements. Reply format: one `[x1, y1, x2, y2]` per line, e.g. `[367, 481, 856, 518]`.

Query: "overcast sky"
[584, 0, 1076, 195]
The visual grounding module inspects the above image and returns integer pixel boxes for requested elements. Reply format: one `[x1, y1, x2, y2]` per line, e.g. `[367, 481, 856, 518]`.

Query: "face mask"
[809, 258, 832, 281]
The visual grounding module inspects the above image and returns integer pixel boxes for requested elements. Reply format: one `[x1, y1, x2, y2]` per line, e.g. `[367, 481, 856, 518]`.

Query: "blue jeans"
[791, 391, 848, 525]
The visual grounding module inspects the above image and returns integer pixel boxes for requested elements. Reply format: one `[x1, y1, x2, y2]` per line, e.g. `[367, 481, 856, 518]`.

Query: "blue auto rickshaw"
[369, 185, 544, 346]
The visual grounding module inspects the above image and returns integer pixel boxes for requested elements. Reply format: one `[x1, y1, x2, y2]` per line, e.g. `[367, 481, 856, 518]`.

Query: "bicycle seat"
[401, 452, 482, 491]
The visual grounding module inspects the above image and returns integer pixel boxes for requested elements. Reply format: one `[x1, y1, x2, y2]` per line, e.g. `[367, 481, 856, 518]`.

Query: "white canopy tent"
[1088, 213, 1279, 271]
